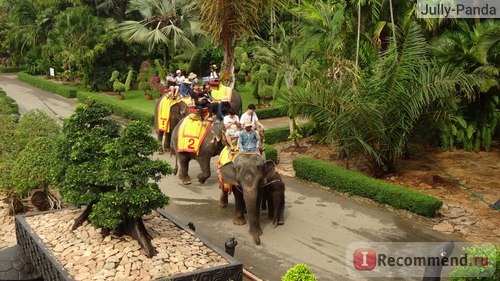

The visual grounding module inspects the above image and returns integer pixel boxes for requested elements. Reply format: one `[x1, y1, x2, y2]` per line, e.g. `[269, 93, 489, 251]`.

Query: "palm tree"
[116, 0, 201, 69]
[254, 24, 306, 148]
[430, 20, 500, 151]
[288, 20, 490, 177]
[44, 6, 116, 81]
[198, 0, 285, 87]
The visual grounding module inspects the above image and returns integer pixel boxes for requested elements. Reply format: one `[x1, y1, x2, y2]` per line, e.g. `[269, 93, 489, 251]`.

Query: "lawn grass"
[84, 90, 157, 114]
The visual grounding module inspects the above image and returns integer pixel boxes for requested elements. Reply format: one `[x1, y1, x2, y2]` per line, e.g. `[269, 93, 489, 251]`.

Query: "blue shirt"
[238, 129, 260, 152]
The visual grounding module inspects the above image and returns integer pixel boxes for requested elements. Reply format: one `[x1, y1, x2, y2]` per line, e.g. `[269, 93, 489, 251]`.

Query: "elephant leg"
[157, 131, 165, 154]
[233, 188, 246, 225]
[178, 155, 192, 185]
[219, 186, 228, 208]
[274, 192, 285, 225]
[267, 194, 275, 220]
[196, 157, 211, 184]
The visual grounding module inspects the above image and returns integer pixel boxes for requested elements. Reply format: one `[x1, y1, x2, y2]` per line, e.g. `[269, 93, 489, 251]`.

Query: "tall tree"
[198, 0, 285, 87]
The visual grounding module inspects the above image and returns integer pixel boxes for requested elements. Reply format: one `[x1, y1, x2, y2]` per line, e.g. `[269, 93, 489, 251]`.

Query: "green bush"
[17, 72, 77, 98]
[55, 99, 171, 230]
[282, 263, 317, 281]
[264, 144, 277, 163]
[0, 67, 25, 73]
[450, 245, 499, 281]
[264, 123, 317, 144]
[14, 110, 61, 153]
[0, 90, 19, 117]
[293, 157, 443, 217]
[11, 137, 60, 197]
[265, 126, 290, 144]
[256, 106, 287, 119]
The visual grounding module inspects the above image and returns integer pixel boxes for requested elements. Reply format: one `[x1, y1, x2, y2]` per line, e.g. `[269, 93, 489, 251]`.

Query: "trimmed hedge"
[0, 67, 26, 73]
[264, 144, 277, 163]
[264, 122, 317, 144]
[293, 157, 443, 217]
[77, 92, 153, 125]
[17, 72, 77, 98]
[256, 106, 286, 119]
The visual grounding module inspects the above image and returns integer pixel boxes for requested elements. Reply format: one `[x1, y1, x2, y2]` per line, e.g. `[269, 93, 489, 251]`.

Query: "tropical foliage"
[0, 0, 498, 177]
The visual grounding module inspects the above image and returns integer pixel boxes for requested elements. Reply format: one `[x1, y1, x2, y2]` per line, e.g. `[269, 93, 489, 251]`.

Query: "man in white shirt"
[239, 104, 264, 130]
[223, 109, 241, 150]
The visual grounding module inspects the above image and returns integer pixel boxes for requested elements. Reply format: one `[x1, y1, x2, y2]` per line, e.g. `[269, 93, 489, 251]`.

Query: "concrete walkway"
[0, 73, 455, 281]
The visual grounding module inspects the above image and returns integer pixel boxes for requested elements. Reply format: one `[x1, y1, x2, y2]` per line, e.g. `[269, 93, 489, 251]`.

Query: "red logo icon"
[353, 248, 377, 270]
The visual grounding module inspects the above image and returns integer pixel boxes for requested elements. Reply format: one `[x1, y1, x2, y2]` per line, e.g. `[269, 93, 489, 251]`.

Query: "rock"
[432, 221, 454, 233]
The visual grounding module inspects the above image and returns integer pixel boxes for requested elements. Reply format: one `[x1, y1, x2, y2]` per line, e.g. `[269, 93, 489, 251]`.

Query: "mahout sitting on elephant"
[218, 153, 285, 244]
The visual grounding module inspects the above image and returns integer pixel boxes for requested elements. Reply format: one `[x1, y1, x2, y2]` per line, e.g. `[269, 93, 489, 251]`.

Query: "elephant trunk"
[243, 188, 261, 245]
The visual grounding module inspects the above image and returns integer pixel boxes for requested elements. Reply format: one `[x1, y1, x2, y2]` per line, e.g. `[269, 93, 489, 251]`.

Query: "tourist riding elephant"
[171, 119, 227, 185]
[219, 154, 283, 245]
[154, 89, 242, 154]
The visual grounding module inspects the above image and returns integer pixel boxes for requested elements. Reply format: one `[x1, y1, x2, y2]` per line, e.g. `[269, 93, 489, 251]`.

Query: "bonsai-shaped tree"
[137, 60, 156, 96]
[55, 99, 171, 257]
[109, 69, 134, 96]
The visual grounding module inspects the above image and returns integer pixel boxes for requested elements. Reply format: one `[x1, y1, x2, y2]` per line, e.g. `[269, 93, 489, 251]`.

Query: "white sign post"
[49, 68, 55, 79]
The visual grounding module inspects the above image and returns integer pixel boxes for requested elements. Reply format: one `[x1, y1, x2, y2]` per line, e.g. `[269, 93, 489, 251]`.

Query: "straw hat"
[176, 69, 181, 74]
[211, 64, 218, 70]
[187, 72, 197, 80]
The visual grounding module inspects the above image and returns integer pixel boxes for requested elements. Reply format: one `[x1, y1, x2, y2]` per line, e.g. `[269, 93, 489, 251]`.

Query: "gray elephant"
[171, 118, 227, 185]
[153, 96, 188, 155]
[219, 154, 283, 244]
[154, 90, 242, 154]
[261, 171, 285, 226]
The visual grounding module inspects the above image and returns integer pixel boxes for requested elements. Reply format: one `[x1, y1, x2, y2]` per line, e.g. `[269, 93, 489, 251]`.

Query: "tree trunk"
[72, 201, 96, 230]
[388, 0, 397, 52]
[117, 216, 157, 258]
[222, 24, 235, 88]
[355, 1, 361, 68]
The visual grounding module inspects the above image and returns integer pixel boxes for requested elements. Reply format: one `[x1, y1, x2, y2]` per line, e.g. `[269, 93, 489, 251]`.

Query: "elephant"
[153, 96, 188, 155]
[171, 118, 227, 185]
[154, 88, 242, 154]
[219, 153, 283, 245]
[261, 171, 285, 226]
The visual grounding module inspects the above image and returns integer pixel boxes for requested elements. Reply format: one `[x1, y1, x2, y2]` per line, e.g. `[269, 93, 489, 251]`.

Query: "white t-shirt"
[223, 115, 240, 137]
[240, 111, 258, 128]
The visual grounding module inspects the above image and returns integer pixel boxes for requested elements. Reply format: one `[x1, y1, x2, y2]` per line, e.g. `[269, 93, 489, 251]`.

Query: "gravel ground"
[1, 201, 229, 281]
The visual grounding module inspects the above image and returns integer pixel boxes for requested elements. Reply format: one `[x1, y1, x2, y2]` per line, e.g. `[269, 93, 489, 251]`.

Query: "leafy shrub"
[450, 245, 499, 281]
[282, 263, 317, 281]
[0, 67, 25, 73]
[11, 137, 59, 197]
[256, 106, 287, 119]
[54, 99, 171, 230]
[293, 157, 443, 217]
[14, 110, 61, 152]
[0, 90, 19, 117]
[264, 123, 317, 144]
[264, 144, 277, 164]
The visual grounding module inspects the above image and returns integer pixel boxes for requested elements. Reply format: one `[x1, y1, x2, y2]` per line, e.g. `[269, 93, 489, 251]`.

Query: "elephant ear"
[261, 179, 284, 191]
[262, 160, 277, 182]
[219, 162, 239, 185]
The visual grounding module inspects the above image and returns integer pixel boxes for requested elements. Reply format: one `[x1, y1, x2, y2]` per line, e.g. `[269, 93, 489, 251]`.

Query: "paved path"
[0, 73, 455, 281]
